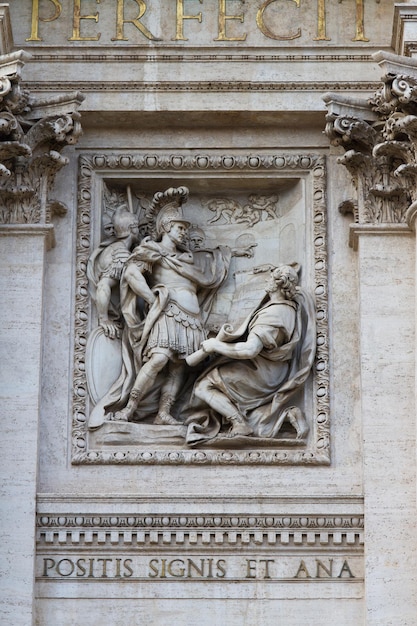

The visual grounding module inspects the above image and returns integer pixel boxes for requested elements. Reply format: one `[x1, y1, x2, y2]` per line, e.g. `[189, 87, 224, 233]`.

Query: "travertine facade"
[1, 2, 417, 624]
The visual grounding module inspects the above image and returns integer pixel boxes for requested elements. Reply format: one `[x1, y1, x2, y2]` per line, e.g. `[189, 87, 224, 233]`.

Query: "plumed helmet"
[153, 187, 190, 235]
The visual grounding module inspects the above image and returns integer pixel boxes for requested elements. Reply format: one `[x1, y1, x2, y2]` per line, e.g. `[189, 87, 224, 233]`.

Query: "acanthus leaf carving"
[324, 60, 417, 227]
[0, 50, 84, 231]
[326, 115, 377, 153]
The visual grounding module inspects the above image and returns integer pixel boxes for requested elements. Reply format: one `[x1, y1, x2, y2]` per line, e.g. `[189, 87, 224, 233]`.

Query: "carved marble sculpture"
[86, 185, 316, 447]
[185, 264, 316, 445]
[87, 206, 139, 339]
[88, 186, 233, 429]
[203, 194, 280, 227]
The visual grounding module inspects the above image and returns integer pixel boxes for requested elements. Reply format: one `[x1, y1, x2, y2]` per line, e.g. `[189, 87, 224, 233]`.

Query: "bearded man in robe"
[185, 265, 316, 443]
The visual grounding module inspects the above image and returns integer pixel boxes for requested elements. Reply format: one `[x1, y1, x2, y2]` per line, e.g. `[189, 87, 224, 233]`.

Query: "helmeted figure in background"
[185, 264, 316, 444]
[88, 186, 232, 429]
[87, 206, 139, 339]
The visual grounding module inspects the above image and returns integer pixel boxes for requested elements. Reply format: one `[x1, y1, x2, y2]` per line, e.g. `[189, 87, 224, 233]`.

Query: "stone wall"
[1, 2, 416, 624]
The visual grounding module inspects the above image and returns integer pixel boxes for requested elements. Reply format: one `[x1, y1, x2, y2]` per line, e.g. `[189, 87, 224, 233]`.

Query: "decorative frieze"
[36, 496, 363, 592]
[37, 513, 363, 550]
[36, 508, 363, 589]
[24, 80, 380, 94]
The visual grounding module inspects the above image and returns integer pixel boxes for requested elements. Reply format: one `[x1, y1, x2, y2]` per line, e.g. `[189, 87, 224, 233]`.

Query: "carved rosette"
[324, 56, 417, 229]
[0, 50, 83, 239]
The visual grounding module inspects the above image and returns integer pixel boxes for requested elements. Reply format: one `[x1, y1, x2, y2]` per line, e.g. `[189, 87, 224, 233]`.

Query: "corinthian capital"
[323, 52, 417, 229]
[325, 114, 377, 153]
[0, 49, 84, 239]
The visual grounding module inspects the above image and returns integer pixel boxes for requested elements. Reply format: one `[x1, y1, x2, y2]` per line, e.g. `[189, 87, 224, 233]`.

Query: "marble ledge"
[0, 223, 55, 249]
[37, 494, 364, 506]
[349, 223, 413, 250]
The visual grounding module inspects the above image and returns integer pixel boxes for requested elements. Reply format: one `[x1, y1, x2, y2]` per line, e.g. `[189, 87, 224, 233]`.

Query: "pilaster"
[0, 7, 83, 623]
[0, 225, 50, 625]
[324, 48, 417, 624]
[356, 229, 416, 624]
[392, 4, 417, 57]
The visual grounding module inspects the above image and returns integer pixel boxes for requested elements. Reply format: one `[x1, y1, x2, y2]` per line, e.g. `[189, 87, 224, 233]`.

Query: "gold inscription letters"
[214, 0, 246, 42]
[39, 555, 358, 581]
[313, 0, 330, 41]
[352, 0, 368, 42]
[256, 0, 301, 41]
[112, 0, 159, 42]
[173, 0, 203, 41]
[26, 0, 62, 42]
[68, 0, 101, 42]
[26, 0, 374, 44]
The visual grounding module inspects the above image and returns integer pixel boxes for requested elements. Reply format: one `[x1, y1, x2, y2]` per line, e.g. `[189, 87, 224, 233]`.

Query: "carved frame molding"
[72, 151, 330, 466]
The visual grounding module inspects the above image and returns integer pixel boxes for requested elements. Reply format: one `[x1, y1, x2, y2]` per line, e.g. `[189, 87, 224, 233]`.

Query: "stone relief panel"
[72, 152, 329, 465]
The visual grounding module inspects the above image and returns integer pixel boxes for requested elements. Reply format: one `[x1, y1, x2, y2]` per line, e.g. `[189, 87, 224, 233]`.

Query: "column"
[324, 48, 417, 622]
[0, 11, 83, 621]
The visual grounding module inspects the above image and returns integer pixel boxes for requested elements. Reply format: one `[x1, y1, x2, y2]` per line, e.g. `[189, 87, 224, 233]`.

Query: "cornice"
[37, 494, 364, 506]
[0, 223, 55, 248]
[349, 223, 412, 250]
[372, 49, 417, 78]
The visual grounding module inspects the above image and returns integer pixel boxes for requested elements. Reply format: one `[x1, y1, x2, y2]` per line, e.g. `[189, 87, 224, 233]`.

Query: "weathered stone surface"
[1, 1, 417, 624]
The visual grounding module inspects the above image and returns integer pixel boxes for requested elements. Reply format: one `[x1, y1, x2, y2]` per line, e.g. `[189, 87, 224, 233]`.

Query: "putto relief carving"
[73, 153, 329, 465]
[203, 194, 281, 227]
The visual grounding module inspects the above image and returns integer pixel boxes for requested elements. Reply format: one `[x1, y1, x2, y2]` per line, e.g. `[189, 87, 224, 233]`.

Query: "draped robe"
[88, 237, 231, 429]
[185, 288, 316, 444]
